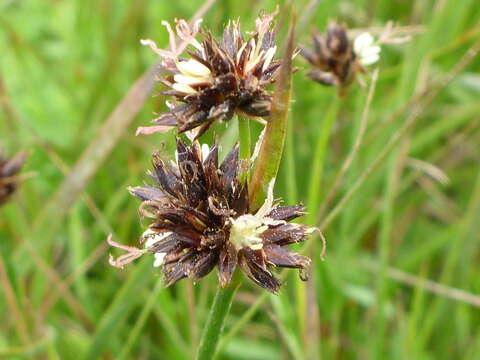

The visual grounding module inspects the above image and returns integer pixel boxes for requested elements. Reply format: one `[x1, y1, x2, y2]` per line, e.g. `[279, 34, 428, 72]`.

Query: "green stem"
[306, 96, 340, 225]
[195, 278, 240, 360]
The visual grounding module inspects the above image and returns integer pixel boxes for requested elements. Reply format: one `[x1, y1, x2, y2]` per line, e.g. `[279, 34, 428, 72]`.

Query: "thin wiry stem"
[316, 69, 378, 220]
[196, 275, 241, 360]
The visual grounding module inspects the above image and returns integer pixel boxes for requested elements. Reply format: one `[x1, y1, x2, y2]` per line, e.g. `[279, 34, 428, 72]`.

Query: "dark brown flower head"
[108, 139, 313, 293]
[0, 149, 27, 206]
[300, 23, 380, 94]
[137, 11, 281, 139]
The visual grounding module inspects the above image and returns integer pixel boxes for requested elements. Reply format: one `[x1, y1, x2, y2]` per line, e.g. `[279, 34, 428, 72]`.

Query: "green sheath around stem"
[248, 17, 296, 210]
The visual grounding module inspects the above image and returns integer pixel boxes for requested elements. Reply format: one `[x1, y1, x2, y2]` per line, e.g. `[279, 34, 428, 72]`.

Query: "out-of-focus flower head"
[300, 23, 380, 94]
[137, 10, 282, 140]
[108, 140, 313, 293]
[0, 149, 27, 206]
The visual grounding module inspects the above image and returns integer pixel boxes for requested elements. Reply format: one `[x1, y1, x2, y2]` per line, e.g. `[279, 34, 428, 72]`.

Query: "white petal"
[142, 229, 157, 248]
[354, 33, 374, 53]
[201, 144, 210, 161]
[174, 74, 210, 85]
[176, 59, 211, 77]
[172, 82, 197, 95]
[153, 252, 167, 267]
[360, 53, 380, 66]
[359, 45, 381, 58]
[143, 230, 172, 248]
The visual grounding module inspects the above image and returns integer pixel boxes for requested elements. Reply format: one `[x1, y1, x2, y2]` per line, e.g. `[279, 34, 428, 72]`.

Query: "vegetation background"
[1, 0, 479, 358]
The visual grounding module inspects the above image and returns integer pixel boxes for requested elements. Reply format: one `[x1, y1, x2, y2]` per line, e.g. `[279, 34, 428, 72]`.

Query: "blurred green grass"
[1, 0, 480, 359]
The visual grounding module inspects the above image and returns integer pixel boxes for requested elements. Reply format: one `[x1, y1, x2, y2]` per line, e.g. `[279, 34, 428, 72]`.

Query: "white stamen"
[172, 82, 197, 95]
[176, 59, 211, 78]
[153, 252, 167, 267]
[229, 214, 267, 251]
[174, 74, 210, 85]
[228, 178, 283, 251]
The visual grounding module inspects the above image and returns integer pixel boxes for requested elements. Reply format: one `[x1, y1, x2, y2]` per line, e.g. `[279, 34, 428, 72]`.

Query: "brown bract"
[138, 11, 281, 139]
[0, 149, 27, 206]
[108, 139, 312, 293]
[300, 23, 364, 94]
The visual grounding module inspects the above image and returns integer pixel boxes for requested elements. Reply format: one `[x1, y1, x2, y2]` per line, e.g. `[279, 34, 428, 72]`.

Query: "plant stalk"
[196, 277, 240, 360]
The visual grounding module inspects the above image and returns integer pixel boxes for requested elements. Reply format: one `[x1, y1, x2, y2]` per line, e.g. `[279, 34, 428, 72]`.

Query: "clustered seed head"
[300, 23, 380, 93]
[109, 140, 312, 293]
[0, 149, 27, 206]
[137, 11, 281, 139]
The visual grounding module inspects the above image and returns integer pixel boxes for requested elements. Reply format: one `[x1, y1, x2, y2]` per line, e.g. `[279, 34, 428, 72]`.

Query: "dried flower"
[0, 149, 27, 206]
[137, 11, 281, 139]
[300, 23, 380, 93]
[108, 140, 313, 293]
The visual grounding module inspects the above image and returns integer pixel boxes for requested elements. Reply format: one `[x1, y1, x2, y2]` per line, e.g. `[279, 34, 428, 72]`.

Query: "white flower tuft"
[354, 32, 381, 66]
[228, 179, 284, 251]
